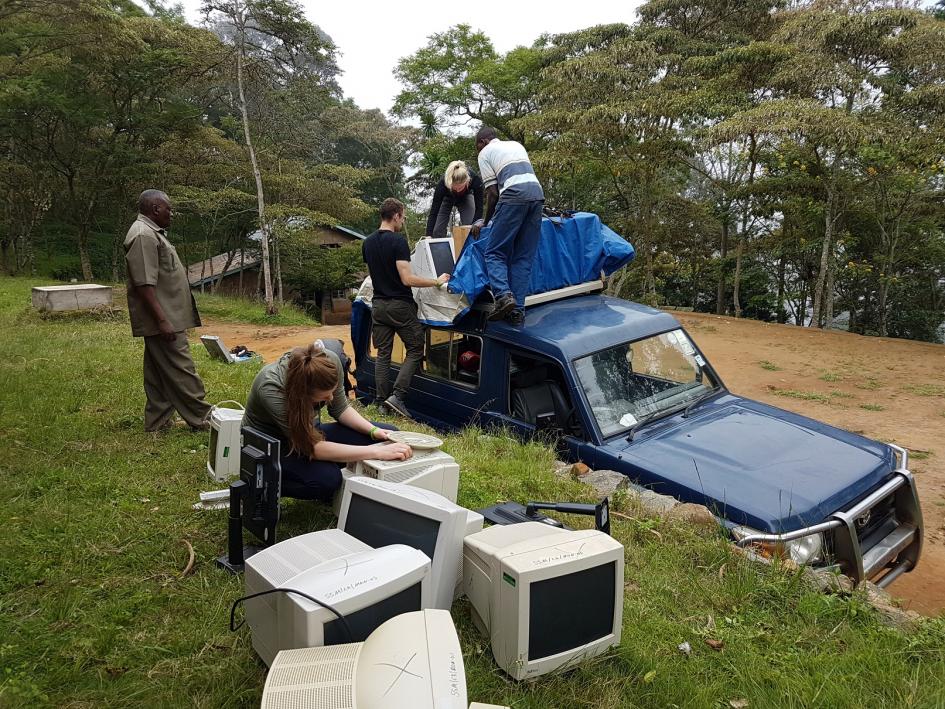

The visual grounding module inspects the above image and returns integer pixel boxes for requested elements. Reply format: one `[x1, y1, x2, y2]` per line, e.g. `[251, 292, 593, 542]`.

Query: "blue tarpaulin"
[352, 211, 636, 348]
[448, 211, 635, 310]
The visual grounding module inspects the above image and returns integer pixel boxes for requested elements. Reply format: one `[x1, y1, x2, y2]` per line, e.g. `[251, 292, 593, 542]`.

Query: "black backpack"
[318, 338, 354, 394]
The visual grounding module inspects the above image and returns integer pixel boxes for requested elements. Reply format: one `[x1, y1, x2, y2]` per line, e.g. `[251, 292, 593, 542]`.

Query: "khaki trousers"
[142, 332, 211, 431]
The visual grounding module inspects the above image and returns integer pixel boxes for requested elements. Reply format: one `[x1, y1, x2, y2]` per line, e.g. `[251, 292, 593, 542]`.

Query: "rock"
[802, 567, 854, 594]
[858, 581, 922, 630]
[580, 469, 629, 498]
[665, 503, 719, 534]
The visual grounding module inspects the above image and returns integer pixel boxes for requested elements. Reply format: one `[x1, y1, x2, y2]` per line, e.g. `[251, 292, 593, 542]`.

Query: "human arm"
[471, 173, 484, 223]
[125, 230, 175, 341]
[425, 180, 447, 236]
[134, 286, 176, 341]
[336, 406, 392, 441]
[396, 260, 449, 289]
[471, 185, 499, 237]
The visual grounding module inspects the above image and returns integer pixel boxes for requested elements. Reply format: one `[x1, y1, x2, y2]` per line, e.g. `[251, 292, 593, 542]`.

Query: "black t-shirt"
[362, 230, 413, 302]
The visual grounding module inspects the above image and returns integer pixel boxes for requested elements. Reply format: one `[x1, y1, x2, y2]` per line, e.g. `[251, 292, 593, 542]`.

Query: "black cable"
[229, 588, 355, 643]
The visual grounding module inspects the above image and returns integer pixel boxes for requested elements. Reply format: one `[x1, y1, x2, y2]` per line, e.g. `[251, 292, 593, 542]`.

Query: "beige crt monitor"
[245, 529, 432, 666]
[206, 404, 243, 481]
[338, 477, 479, 610]
[261, 609, 467, 709]
[463, 522, 624, 680]
[411, 237, 457, 281]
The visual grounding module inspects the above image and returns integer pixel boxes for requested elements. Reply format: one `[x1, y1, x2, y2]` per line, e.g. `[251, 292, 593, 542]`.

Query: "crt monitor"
[240, 426, 282, 546]
[463, 522, 624, 680]
[261, 609, 467, 709]
[244, 529, 432, 666]
[338, 477, 469, 610]
[207, 404, 243, 482]
[411, 237, 457, 280]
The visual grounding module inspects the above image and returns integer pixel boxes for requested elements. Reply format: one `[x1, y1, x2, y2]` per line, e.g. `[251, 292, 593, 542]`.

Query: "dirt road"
[199, 312, 945, 615]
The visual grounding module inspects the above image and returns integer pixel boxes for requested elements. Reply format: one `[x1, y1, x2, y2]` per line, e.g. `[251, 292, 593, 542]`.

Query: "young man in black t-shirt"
[362, 198, 449, 417]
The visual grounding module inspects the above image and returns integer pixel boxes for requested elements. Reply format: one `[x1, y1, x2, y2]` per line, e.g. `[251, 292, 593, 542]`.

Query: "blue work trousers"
[484, 200, 544, 307]
[280, 421, 398, 502]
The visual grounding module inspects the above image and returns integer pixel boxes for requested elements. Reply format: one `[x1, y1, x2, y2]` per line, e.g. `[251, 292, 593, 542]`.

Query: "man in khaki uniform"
[124, 189, 210, 431]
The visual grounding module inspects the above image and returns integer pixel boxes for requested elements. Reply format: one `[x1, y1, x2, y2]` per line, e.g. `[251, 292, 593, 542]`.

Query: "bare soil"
[199, 312, 945, 616]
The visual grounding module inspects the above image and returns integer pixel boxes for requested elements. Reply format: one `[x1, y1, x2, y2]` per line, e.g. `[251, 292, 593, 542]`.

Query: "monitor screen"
[429, 241, 455, 276]
[209, 424, 220, 466]
[343, 494, 441, 562]
[323, 581, 423, 645]
[528, 561, 617, 660]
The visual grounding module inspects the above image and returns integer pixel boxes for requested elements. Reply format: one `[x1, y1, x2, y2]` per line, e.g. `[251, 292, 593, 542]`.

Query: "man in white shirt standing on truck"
[472, 126, 544, 326]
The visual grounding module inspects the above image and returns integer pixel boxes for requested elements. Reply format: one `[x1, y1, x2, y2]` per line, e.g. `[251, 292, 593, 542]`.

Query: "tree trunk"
[776, 254, 786, 324]
[810, 178, 837, 328]
[273, 233, 284, 304]
[236, 17, 275, 315]
[732, 235, 744, 318]
[824, 246, 836, 329]
[716, 220, 728, 315]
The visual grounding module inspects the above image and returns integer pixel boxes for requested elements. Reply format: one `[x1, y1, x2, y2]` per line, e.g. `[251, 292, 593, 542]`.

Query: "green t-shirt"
[242, 347, 349, 449]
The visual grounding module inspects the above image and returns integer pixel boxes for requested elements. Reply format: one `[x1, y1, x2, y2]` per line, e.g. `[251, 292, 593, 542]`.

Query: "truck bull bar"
[736, 444, 923, 588]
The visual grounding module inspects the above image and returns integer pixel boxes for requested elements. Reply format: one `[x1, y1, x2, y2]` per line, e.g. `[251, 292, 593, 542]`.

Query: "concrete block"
[32, 284, 113, 312]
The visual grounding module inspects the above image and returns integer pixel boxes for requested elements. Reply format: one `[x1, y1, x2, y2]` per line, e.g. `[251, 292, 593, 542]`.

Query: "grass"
[758, 360, 781, 371]
[3, 276, 945, 708]
[859, 404, 886, 412]
[903, 384, 945, 398]
[193, 291, 317, 326]
[857, 378, 884, 391]
[819, 371, 842, 382]
[770, 388, 831, 403]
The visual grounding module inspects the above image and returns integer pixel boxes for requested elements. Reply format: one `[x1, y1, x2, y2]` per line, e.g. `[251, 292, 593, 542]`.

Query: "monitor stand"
[216, 480, 265, 574]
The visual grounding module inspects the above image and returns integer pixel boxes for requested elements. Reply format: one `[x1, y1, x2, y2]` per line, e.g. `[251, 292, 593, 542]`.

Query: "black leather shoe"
[488, 293, 516, 321]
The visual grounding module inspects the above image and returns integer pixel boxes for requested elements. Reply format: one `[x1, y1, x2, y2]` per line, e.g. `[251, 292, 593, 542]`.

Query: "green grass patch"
[771, 389, 831, 403]
[193, 292, 317, 326]
[911, 450, 932, 461]
[3, 276, 945, 708]
[903, 383, 945, 397]
[859, 404, 886, 412]
[857, 378, 884, 391]
[758, 360, 781, 371]
[830, 391, 854, 399]
[819, 371, 842, 382]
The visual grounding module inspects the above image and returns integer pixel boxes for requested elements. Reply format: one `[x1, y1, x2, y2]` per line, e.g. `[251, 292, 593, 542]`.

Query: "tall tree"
[201, 0, 337, 313]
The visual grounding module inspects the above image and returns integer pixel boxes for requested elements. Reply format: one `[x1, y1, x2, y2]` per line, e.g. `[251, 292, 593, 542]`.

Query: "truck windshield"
[574, 329, 719, 438]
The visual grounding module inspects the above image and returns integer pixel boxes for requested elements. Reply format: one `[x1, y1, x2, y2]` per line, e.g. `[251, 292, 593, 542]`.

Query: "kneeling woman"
[243, 342, 412, 501]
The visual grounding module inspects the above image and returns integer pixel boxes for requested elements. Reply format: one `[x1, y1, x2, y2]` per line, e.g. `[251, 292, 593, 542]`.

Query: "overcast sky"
[177, 0, 645, 116]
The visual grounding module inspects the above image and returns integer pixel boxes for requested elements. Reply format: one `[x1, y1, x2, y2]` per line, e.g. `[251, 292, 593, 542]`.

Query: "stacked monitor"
[463, 522, 624, 679]
[206, 405, 243, 481]
[349, 448, 460, 502]
[245, 529, 432, 666]
[411, 237, 457, 280]
[261, 610, 467, 709]
[337, 477, 482, 609]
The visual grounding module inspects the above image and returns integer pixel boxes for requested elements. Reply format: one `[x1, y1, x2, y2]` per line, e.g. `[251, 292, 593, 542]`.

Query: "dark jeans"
[431, 191, 476, 238]
[280, 421, 398, 502]
[371, 298, 425, 402]
[484, 200, 544, 308]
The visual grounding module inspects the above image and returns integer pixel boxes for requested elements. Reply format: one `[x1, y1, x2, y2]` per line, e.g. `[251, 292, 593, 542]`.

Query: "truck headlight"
[733, 526, 824, 566]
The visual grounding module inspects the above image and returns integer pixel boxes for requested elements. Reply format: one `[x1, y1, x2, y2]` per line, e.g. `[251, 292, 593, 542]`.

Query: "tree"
[201, 0, 338, 313]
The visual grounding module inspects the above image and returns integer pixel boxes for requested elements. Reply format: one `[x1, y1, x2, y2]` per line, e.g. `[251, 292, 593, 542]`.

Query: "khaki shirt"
[124, 215, 200, 337]
[242, 348, 350, 450]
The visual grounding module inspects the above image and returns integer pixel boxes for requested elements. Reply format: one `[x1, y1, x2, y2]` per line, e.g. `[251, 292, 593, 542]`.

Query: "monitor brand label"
[531, 544, 587, 567]
[502, 572, 516, 587]
[324, 576, 379, 600]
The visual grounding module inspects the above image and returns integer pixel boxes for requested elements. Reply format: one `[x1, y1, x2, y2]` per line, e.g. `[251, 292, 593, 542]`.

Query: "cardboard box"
[451, 225, 471, 258]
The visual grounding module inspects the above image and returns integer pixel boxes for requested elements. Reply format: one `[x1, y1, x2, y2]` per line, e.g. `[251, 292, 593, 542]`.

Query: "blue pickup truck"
[351, 288, 923, 587]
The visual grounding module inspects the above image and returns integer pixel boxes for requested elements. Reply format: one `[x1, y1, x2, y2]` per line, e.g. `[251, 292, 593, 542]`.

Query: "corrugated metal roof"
[187, 251, 261, 287]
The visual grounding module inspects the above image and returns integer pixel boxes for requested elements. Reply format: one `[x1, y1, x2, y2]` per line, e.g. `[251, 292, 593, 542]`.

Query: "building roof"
[187, 251, 261, 287]
[247, 222, 366, 243]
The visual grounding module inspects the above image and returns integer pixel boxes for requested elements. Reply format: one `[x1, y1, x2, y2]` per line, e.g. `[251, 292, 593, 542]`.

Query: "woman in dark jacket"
[425, 160, 484, 238]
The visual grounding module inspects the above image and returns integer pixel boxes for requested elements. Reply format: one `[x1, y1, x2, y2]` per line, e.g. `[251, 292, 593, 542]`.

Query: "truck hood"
[617, 396, 894, 532]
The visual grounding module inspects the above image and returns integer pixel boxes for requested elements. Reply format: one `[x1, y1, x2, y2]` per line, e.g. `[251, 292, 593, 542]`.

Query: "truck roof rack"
[470, 279, 605, 315]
